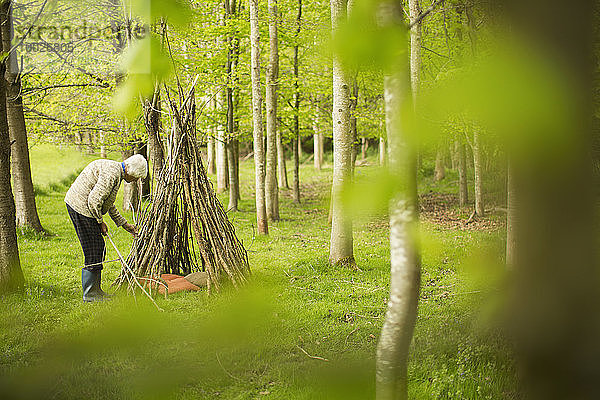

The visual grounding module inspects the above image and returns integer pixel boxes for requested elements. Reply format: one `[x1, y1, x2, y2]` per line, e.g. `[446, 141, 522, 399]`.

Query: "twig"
[296, 345, 329, 362]
[301, 153, 314, 165]
[76, 258, 121, 269]
[290, 285, 325, 296]
[216, 352, 243, 381]
[465, 210, 476, 225]
[105, 234, 164, 312]
[135, 277, 169, 300]
[345, 327, 360, 345]
[408, 0, 445, 29]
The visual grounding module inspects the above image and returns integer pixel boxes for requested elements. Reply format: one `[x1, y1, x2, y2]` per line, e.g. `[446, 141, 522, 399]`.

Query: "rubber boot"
[82, 269, 110, 302]
[92, 270, 110, 299]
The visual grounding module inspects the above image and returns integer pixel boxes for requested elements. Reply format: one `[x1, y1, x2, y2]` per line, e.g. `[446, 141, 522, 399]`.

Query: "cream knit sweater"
[65, 159, 127, 227]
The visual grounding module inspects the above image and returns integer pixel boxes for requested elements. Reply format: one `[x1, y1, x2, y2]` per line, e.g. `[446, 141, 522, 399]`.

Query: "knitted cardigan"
[65, 159, 127, 227]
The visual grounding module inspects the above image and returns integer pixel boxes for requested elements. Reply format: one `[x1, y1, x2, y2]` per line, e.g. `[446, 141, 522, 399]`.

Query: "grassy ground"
[0, 144, 518, 399]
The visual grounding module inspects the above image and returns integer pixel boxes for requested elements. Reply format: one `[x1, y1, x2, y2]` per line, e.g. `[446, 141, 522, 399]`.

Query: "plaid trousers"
[66, 203, 106, 271]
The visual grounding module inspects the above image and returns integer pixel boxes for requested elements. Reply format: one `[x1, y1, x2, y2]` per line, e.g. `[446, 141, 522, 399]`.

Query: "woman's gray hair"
[124, 154, 148, 180]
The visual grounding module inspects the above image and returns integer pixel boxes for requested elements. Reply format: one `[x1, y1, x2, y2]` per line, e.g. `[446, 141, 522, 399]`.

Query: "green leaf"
[127, 0, 192, 26]
[112, 36, 172, 117]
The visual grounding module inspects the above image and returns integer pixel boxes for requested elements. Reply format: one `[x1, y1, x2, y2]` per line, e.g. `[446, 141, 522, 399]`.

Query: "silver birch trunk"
[265, 0, 280, 220]
[249, 0, 268, 234]
[329, 0, 355, 267]
[376, 1, 420, 399]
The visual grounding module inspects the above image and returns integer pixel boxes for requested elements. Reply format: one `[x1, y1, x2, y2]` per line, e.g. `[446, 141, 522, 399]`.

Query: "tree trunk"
[226, 0, 241, 211]
[329, 0, 355, 267]
[1, 0, 44, 233]
[249, 0, 268, 234]
[313, 104, 322, 170]
[76, 132, 83, 151]
[319, 131, 324, 165]
[451, 140, 458, 169]
[0, 6, 23, 293]
[144, 89, 164, 196]
[473, 130, 484, 216]
[207, 135, 216, 174]
[458, 141, 468, 206]
[379, 137, 386, 166]
[506, 159, 516, 268]
[376, 1, 420, 399]
[434, 147, 445, 181]
[464, 0, 483, 216]
[100, 132, 107, 158]
[122, 146, 139, 212]
[292, 0, 302, 203]
[276, 131, 289, 189]
[136, 141, 150, 198]
[349, 75, 359, 172]
[216, 91, 228, 193]
[86, 132, 94, 154]
[265, 0, 280, 221]
[227, 139, 239, 211]
[361, 137, 368, 160]
[503, 1, 600, 398]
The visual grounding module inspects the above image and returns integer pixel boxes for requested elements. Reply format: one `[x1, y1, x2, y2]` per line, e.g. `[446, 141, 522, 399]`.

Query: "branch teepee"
[115, 81, 250, 294]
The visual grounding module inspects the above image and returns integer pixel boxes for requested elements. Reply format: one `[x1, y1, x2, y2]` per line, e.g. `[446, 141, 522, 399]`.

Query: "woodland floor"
[0, 144, 518, 399]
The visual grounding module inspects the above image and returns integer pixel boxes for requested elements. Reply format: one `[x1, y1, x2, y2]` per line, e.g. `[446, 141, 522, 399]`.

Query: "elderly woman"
[65, 154, 148, 302]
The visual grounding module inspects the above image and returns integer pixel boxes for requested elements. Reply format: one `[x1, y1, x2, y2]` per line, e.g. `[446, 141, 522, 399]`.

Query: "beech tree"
[0, 4, 23, 294]
[1, 0, 44, 233]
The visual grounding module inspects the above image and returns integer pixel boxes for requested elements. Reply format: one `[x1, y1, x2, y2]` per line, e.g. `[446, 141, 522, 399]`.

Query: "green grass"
[0, 146, 518, 399]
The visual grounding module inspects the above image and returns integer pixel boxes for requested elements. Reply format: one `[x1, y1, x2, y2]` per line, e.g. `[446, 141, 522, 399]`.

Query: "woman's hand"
[123, 222, 138, 237]
[100, 221, 108, 236]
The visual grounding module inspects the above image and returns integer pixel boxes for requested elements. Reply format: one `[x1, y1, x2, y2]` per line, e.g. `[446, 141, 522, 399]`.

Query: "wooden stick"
[105, 234, 164, 312]
[296, 345, 329, 362]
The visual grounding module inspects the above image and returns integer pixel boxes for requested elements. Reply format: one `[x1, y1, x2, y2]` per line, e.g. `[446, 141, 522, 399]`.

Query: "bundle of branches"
[115, 81, 250, 294]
